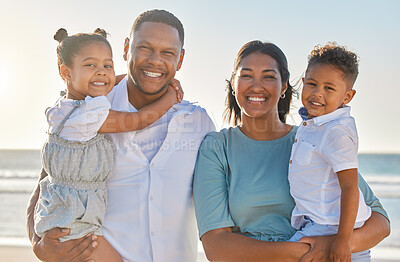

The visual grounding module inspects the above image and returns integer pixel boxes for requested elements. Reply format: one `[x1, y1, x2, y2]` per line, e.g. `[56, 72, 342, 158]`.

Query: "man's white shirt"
[103, 78, 215, 262]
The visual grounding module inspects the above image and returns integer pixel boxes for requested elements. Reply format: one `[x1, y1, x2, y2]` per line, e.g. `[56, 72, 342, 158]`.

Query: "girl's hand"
[329, 236, 352, 262]
[298, 235, 335, 262]
[166, 78, 184, 103]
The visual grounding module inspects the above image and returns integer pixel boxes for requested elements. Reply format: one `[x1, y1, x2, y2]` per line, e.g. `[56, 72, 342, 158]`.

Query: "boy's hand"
[166, 79, 184, 103]
[329, 236, 352, 262]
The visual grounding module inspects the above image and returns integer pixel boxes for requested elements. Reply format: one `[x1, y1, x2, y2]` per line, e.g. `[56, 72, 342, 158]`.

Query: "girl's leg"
[88, 235, 123, 262]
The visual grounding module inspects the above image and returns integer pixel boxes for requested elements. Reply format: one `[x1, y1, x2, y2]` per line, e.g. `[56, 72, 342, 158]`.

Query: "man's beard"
[133, 75, 169, 95]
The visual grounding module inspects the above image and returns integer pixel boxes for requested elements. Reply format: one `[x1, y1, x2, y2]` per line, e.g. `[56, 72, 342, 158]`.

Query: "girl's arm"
[99, 79, 183, 133]
[329, 168, 359, 260]
[201, 228, 310, 262]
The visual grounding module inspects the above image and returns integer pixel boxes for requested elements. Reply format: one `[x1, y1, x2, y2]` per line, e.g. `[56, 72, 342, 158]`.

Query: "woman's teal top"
[193, 126, 388, 241]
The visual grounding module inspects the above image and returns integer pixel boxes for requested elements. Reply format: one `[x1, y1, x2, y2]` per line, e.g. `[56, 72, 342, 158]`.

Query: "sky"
[0, 0, 399, 153]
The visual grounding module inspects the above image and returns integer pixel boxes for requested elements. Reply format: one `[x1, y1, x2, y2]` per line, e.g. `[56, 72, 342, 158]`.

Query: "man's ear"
[176, 49, 185, 71]
[123, 38, 129, 61]
[343, 89, 356, 104]
[60, 64, 71, 82]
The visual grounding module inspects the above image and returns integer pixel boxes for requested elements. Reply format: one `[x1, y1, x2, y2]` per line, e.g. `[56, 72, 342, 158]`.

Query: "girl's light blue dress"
[34, 97, 115, 241]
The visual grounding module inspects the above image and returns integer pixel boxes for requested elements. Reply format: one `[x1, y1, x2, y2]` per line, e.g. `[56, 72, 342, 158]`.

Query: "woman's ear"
[60, 65, 72, 82]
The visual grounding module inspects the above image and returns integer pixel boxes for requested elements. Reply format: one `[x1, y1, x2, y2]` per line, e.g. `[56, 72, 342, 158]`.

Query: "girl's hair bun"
[54, 28, 68, 43]
[94, 28, 108, 39]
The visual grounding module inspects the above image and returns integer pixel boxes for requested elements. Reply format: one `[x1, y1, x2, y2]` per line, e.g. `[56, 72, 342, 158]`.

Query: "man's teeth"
[143, 70, 162, 78]
[92, 82, 106, 86]
[248, 97, 266, 102]
[311, 102, 323, 106]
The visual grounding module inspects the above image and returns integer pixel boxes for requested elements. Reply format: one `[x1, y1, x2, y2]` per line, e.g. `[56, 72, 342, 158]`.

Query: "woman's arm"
[193, 134, 311, 262]
[299, 174, 390, 261]
[202, 227, 310, 262]
[99, 79, 183, 133]
[26, 168, 97, 262]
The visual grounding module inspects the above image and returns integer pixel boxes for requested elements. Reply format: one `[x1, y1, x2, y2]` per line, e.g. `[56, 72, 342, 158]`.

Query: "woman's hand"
[298, 235, 335, 262]
[33, 228, 97, 262]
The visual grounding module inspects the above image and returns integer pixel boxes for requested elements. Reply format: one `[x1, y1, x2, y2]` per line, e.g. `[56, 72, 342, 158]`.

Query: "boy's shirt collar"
[299, 105, 352, 126]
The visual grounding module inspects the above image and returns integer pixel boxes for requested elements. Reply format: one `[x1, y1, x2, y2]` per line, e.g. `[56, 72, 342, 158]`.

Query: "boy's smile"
[302, 63, 355, 119]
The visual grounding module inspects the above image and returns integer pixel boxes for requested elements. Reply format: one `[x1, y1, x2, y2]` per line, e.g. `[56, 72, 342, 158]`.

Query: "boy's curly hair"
[307, 42, 359, 88]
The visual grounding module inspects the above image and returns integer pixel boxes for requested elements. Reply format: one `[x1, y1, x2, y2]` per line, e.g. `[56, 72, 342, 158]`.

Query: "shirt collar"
[109, 76, 198, 115]
[299, 105, 352, 126]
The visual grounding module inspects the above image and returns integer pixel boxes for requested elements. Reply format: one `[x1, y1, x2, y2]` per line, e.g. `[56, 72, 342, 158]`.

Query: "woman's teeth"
[248, 97, 266, 102]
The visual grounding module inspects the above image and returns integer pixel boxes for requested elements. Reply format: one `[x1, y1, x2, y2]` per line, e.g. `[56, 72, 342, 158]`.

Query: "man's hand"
[33, 228, 97, 262]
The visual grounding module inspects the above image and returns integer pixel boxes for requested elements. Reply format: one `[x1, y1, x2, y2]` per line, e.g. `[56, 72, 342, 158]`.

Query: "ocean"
[0, 149, 399, 249]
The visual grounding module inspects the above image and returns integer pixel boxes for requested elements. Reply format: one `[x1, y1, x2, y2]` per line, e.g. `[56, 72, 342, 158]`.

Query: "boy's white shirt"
[102, 77, 215, 262]
[289, 106, 371, 229]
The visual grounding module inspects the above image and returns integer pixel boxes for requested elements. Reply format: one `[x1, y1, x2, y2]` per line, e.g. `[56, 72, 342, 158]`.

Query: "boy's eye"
[306, 82, 316, 86]
[105, 64, 113, 69]
[163, 51, 174, 56]
[264, 75, 275, 79]
[325, 86, 335, 91]
[85, 64, 95, 67]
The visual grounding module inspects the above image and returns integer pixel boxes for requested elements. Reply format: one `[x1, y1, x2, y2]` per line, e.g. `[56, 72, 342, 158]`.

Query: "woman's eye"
[240, 75, 251, 78]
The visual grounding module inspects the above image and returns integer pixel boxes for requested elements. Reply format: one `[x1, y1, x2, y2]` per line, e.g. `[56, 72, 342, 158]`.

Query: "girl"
[34, 28, 183, 261]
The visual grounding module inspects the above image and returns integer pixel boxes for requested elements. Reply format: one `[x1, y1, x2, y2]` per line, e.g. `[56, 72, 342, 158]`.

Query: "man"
[27, 9, 215, 262]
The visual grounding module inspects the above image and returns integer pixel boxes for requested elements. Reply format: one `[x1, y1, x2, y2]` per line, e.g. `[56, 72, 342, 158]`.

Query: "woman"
[193, 41, 389, 261]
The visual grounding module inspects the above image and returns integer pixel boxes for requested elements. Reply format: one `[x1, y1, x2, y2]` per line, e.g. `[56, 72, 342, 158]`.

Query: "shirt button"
[303, 122, 307, 126]
[150, 196, 153, 201]
[294, 139, 298, 143]
[151, 231, 155, 236]
[289, 160, 292, 164]
[151, 163, 155, 167]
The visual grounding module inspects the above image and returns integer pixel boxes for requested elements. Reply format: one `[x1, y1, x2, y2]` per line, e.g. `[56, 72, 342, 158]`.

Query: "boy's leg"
[351, 250, 371, 262]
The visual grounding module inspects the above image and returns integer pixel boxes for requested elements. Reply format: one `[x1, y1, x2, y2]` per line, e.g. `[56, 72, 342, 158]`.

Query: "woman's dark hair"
[307, 42, 359, 87]
[130, 9, 184, 48]
[54, 28, 112, 80]
[223, 41, 294, 125]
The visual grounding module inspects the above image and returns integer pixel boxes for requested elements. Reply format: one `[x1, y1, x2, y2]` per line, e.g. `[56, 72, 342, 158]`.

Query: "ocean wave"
[364, 175, 400, 184]
[0, 169, 39, 179]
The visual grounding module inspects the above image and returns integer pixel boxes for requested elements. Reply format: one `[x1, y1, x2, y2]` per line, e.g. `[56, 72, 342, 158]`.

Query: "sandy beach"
[0, 239, 399, 262]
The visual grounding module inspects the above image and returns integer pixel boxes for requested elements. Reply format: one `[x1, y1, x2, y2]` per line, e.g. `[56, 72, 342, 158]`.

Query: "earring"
[280, 93, 286, 99]
[232, 90, 236, 96]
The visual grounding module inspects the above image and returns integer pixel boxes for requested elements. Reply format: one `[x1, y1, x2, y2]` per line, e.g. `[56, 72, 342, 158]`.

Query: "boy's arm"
[26, 168, 97, 262]
[99, 80, 183, 133]
[330, 168, 359, 260]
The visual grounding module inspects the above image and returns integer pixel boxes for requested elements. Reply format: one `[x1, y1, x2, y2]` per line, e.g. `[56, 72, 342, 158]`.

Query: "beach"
[1, 150, 400, 261]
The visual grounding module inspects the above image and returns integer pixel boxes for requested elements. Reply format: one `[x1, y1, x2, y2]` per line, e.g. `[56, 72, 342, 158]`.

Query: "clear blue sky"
[0, 0, 399, 152]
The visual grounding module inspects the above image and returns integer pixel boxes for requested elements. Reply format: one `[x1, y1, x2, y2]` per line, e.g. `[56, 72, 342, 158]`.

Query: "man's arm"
[26, 168, 98, 262]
